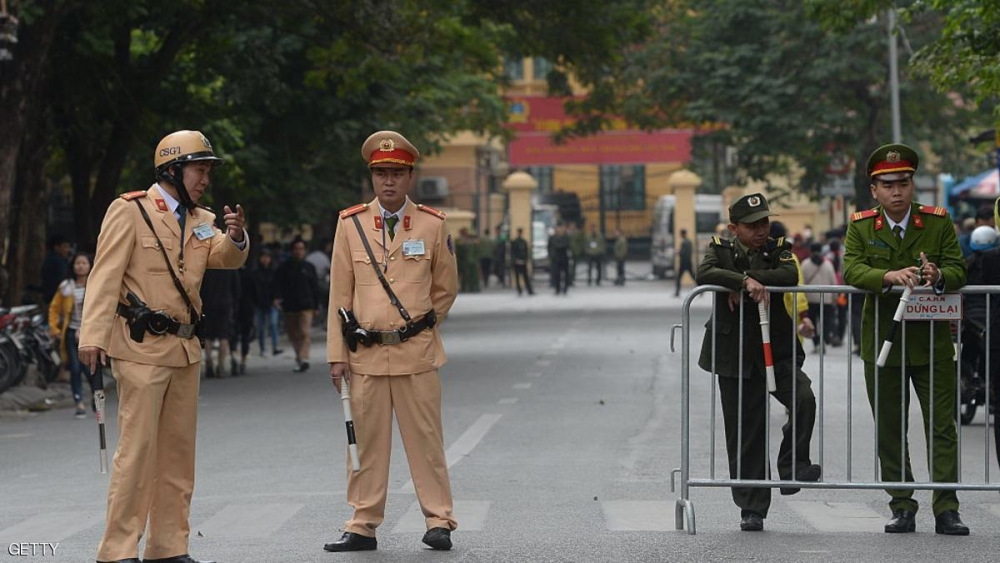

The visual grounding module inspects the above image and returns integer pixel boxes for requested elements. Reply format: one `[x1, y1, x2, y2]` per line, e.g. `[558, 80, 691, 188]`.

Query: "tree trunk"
[0, 1, 73, 303]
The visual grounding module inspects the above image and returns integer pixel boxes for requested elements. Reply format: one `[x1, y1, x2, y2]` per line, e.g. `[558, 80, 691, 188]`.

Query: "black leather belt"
[367, 312, 436, 345]
[117, 303, 199, 339]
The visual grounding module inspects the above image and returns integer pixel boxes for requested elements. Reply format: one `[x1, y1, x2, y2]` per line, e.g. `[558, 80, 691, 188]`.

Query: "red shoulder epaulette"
[119, 191, 147, 201]
[919, 205, 947, 217]
[339, 203, 368, 219]
[851, 209, 879, 222]
[416, 204, 446, 219]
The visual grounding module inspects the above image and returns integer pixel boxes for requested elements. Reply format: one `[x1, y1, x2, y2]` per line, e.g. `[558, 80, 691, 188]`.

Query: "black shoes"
[935, 510, 970, 535]
[96, 559, 140, 563]
[144, 556, 215, 563]
[422, 527, 452, 550]
[884, 509, 916, 533]
[740, 512, 764, 531]
[324, 532, 377, 552]
[293, 361, 310, 373]
[779, 464, 822, 495]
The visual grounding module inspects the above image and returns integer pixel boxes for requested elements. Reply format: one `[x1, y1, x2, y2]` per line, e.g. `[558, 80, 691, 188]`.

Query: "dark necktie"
[892, 224, 903, 242]
[177, 205, 187, 238]
[385, 215, 399, 241]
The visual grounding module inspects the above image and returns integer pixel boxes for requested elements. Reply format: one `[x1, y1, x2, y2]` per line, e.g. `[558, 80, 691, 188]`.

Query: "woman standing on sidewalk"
[48, 252, 94, 418]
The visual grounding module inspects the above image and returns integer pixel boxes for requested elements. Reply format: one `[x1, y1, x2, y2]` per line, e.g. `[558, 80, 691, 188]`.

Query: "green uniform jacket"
[697, 236, 803, 378]
[613, 236, 628, 260]
[585, 233, 605, 257]
[842, 203, 966, 366]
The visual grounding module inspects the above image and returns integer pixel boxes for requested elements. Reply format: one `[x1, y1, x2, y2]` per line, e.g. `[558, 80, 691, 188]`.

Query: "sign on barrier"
[902, 293, 962, 320]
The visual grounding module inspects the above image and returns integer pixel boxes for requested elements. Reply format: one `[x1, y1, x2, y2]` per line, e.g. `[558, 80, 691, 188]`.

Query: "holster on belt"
[117, 292, 200, 342]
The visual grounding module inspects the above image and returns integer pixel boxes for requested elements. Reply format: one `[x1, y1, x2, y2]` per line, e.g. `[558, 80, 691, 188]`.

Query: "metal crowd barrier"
[669, 284, 999, 534]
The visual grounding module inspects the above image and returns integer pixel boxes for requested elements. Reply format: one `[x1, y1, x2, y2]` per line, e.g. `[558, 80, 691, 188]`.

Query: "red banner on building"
[506, 96, 694, 166]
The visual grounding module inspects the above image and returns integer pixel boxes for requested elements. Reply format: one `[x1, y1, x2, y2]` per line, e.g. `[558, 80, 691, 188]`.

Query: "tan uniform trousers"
[345, 370, 456, 536]
[97, 359, 200, 562]
[284, 311, 313, 362]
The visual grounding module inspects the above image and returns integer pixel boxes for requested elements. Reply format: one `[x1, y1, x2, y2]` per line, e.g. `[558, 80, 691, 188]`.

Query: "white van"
[651, 194, 725, 279]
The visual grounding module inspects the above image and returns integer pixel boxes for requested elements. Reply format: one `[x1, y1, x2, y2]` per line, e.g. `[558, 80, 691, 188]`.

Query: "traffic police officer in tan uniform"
[80, 130, 249, 563]
[843, 143, 968, 535]
[325, 131, 459, 552]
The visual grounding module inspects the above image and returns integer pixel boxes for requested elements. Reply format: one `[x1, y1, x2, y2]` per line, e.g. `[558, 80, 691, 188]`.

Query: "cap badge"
[747, 196, 761, 207]
[886, 150, 900, 163]
[379, 138, 395, 152]
[200, 134, 211, 149]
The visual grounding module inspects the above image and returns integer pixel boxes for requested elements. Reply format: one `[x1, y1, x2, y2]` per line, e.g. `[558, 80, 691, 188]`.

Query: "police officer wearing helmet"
[843, 143, 969, 535]
[325, 131, 459, 552]
[79, 130, 249, 563]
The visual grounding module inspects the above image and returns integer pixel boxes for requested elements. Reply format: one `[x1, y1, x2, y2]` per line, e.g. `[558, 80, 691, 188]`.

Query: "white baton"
[876, 286, 913, 367]
[340, 379, 361, 472]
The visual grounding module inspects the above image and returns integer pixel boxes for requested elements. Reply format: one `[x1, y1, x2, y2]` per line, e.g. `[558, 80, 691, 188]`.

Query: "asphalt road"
[1, 269, 999, 562]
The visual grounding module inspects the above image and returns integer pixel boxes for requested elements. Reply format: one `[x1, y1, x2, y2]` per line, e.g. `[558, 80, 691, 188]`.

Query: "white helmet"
[969, 225, 999, 252]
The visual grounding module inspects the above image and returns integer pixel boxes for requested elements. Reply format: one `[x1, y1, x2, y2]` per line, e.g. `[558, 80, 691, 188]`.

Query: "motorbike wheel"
[0, 342, 18, 394]
[959, 361, 978, 425]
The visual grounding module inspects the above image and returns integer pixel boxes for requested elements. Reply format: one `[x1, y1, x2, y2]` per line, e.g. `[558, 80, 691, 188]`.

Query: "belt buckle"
[176, 323, 195, 339]
[380, 331, 401, 345]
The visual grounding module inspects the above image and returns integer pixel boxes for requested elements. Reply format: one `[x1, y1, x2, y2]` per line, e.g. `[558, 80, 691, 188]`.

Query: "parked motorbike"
[959, 318, 995, 425]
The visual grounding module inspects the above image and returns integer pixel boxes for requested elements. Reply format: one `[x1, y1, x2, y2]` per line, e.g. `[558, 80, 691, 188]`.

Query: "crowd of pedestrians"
[37, 232, 332, 417]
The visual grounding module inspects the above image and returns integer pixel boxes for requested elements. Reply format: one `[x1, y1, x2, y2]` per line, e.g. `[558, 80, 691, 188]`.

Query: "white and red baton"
[340, 379, 360, 472]
[758, 301, 777, 393]
[876, 286, 913, 367]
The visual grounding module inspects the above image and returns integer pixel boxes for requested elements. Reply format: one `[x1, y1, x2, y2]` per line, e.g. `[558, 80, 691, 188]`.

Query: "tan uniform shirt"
[327, 198, 458, 375]
[80, 184, 249, 367]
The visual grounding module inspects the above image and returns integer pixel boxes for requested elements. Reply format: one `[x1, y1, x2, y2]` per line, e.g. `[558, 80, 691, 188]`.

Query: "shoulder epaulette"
[765, 236, 789, 251]
[196, 203, 213, 213]
[339, 203, 368, 219]
[919, 205, 948, 217]
[119, 191, 147, 201]
[417, 204, 446, 219]
[710, 236, 732, 248]
[851, 209, 879, 222]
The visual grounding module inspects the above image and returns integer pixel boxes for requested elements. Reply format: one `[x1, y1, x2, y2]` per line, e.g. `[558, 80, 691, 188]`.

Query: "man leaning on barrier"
[697, 193, 821, 532]
[843, 143, 969, 535]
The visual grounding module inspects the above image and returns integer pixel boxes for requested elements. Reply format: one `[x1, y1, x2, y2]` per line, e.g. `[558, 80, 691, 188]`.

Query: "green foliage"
[570, 0, 991, 203]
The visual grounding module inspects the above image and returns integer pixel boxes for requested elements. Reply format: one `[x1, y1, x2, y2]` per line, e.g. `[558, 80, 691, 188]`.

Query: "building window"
[504, 57, 524, 81]
[600, 165, 646, 211]
[533, 57, 553, 81]
[525, 166, 553, 194]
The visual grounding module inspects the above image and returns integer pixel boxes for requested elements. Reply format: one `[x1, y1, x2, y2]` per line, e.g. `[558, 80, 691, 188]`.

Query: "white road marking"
[399, 414, 503, 493]
[535, 359, 551, 367]
[785, 501, 884, 533]
[543, 349, 558, 356]
[601, 501, 673, 531]
[986, 504, 1000, 519]
[391, 500, 490, 533]
[497, 398, 519, 405]
[0, 511, 103, 543]
[193, 503, 304, 538]
[513, 383, 532, 390]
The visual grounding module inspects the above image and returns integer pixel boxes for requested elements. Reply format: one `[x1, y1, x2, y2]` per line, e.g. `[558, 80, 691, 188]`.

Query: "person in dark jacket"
[40, 234, 72, 317]
[229, 263, 256, 375]
[276, 237, 320, 372]
[199, 268, 240, 378]
[510, 227, 534, 296]
[697, 193, 821, 532]
[251, 249, 282, 357]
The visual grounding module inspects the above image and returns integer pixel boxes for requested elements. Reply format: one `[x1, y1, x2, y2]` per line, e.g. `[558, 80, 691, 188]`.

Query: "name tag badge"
[402, 239, 426, 257]
[193, 223, 214, 241]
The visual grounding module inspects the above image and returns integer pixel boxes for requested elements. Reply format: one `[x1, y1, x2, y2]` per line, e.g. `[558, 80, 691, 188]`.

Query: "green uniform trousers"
[863, 360, 960, 516]
[718, 367, 816, 518]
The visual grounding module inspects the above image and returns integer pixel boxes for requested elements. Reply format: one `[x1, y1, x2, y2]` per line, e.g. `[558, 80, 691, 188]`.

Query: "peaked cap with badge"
[867, 143, 919, 181]
[729, 193, 779, 224]
[361, 130, 421, 168]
